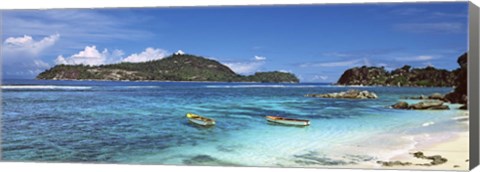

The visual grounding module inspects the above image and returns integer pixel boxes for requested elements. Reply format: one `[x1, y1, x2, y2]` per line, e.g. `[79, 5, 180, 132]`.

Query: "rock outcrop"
[445, 53, 467, 105]
[305, 89, 378, 99]
[428, 93, 445, 100]
[405, 93, 445, 101]
[391, 101, 409, 109]
[336, 66, 389, 86]
[377, 151, 448, 167]
[335, 52, 467, 108]
[391, 101, 449, 110]
[337, 65, 456, 87]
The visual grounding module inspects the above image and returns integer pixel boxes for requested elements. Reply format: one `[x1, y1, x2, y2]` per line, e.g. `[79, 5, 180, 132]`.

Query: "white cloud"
[321, 49, 400, 60]
[376, 63, 395, 71]
[300, 59, 366, 68]
[2, 34, 59, 78]
[55, 46, 167, 65]
[3, 10, 153, 51]
[362, 58, 372, 66]
[312, 75, 328, 81]
[33, 60, 51, 68]
[4, 33, 60, 55]
[222, 55, 268, 74]
[254, 55, 266, 61]
[55, 46, 109, 66]
[432, 12, 467, 18]
[109, 49, 126, 63]
[122, 48, 168, 63]
[297, 74, 304, 81]
[395, 55, 434, 62]
[377, 63, 388, 67]
[223, 61, 264, 75]
[394, 22, 464, 33]
[278, 69, 292, 73]
[54, 56, 68, 65]
[391, 8, 426, 16]
[424, 62, 435, 67]
[322, 52, 352, 57]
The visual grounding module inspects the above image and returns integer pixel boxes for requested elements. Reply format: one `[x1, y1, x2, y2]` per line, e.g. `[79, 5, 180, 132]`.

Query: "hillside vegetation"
[37, 54, 299, 83]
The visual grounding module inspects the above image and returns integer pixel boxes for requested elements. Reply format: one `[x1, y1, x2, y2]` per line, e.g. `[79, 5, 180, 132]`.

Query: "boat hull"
[266, 116, 310, 126]
[186, 113, 215, 126]
[188, 118, 215, 126]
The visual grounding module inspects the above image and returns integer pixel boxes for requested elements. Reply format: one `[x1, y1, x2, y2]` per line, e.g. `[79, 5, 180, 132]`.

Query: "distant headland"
[36, 54, 300, 83]
[336, 53, 467, 104]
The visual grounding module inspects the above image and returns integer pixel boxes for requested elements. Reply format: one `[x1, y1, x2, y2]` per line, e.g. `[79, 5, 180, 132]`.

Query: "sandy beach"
[380, 113, 469, 171]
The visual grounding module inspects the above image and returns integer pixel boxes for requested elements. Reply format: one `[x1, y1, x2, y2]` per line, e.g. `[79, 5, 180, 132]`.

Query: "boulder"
[409, 101, 449, 110]
[378, 151, 448, 167]
[305, 89, 378, 99]
[428, 93, 445, 100]
[391, 101, 449, 110]
[413, 151, 448, 165]
[377, 160, 412, 167]
[406, 93, 444, 100]
[392, 101, 409, 109]
[445, 53, 467, 107]
[427, 105, 450, 110]
[408, 95, 428, 100]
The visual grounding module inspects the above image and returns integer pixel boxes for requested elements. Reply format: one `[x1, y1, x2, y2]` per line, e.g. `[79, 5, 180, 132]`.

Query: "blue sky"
[2, 2, 468, 82]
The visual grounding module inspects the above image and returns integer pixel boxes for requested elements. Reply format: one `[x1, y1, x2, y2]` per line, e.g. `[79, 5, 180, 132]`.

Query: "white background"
[0, 0, 479, 171]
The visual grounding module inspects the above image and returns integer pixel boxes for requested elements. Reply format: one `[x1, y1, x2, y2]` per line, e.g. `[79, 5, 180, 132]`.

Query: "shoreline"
[5, 79, 456, 89]
[384, 131, 469, 171]
[379, 113, 469, 171]
[32, 78, 300, 84]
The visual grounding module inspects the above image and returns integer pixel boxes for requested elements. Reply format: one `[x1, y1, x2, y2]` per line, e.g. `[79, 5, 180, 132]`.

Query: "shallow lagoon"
[1, 79, 467, 167]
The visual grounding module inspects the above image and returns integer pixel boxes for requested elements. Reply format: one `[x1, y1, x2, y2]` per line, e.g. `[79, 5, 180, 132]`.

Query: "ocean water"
[1, 79, 468, 167]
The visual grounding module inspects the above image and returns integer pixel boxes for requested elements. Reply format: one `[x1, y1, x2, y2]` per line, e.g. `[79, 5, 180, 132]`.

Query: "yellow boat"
[186, 113, 216, 126]
[266, 116, 310, 126]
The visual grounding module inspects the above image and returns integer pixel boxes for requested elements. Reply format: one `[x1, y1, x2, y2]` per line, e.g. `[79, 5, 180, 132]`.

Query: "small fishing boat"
[186, 113, 216, 126]
[265, 116, 310, 126]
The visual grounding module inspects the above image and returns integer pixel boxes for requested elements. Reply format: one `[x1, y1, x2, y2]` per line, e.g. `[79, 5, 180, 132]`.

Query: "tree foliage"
[37, 54, 300, 83]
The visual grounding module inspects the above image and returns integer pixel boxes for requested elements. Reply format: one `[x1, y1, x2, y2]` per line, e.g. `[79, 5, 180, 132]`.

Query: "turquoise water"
[1, 79, 468, 167]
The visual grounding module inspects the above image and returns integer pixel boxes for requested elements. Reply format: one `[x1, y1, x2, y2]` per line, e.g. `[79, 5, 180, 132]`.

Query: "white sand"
[381, 113, 470, 171]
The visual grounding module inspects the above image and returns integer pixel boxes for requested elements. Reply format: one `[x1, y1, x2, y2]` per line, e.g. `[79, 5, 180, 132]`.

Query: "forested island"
[336, 53, 467, 104]
[37, 54, 299, 83]
[337, 53, 466, 87]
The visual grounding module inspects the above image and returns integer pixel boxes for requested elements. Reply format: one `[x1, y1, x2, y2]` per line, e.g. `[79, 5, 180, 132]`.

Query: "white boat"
[266, 116, 310, 126]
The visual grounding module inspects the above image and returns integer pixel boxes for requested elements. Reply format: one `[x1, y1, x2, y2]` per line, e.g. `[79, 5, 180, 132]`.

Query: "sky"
[1, 2, 468, 82]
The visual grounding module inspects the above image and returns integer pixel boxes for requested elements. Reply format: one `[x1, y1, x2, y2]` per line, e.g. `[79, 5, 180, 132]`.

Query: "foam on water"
[123, 86, 161, 89]
[422, 121, 435, 127]
[205, 85, 322, 88]
[1, 85, 92, 90]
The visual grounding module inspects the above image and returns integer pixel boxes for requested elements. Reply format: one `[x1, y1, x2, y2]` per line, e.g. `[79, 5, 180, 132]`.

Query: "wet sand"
[380, 115, 469, 171]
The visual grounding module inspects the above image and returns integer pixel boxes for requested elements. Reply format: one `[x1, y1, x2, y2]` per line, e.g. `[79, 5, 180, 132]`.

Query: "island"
[305, 89, 378, 99]
[337, 65, 456, 87]
[336, 53, 467, 107]
[36, 53, 300, 83]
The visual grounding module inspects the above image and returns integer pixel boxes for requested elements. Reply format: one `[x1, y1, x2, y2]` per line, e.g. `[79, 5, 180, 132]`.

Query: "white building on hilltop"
[174, 50, 185, 55]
